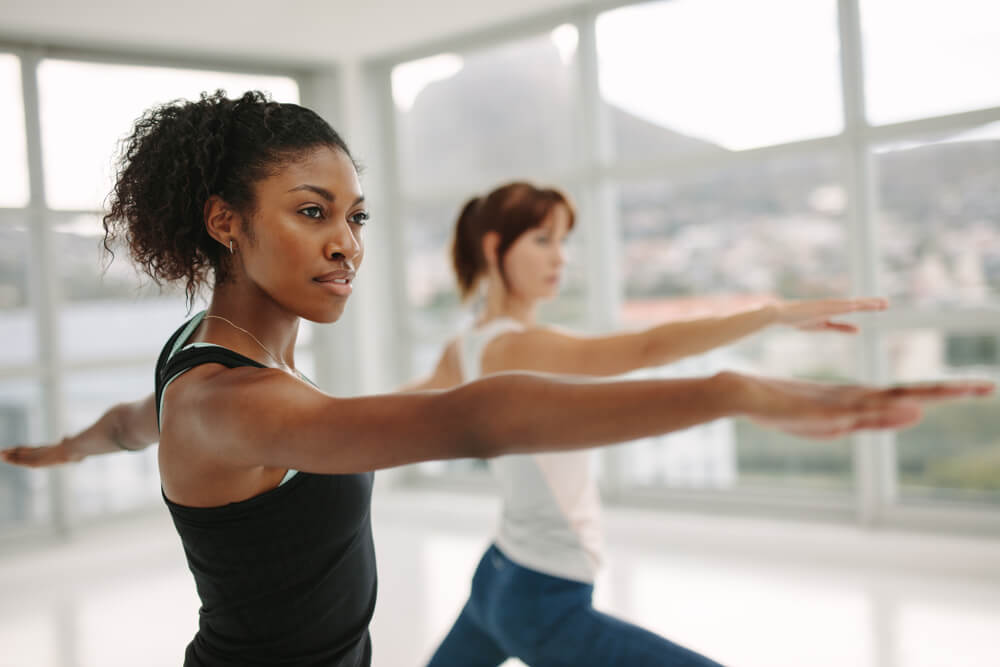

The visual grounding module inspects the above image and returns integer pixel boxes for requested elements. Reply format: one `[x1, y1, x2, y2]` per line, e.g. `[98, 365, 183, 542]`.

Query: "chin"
[297, 301, 348, 324]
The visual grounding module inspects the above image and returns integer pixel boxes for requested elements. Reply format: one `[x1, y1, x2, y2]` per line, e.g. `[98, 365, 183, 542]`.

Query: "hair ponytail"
[451, 196, 484, 301]
[449, 182, 576, 303]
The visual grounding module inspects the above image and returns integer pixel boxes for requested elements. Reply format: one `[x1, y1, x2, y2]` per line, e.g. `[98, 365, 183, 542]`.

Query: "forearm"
[642, 305, 778, 366]
[436, 371, 739, 459]
[64, 399, 158, 460]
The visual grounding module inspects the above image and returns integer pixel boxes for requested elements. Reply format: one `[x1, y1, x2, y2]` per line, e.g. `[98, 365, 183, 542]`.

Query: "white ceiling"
[0, 0, 589, 66]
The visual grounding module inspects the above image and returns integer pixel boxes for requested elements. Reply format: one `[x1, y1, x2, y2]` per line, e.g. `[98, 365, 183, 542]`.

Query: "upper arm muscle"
[161, 365, 478, 475]
[482, 329, 646, 377]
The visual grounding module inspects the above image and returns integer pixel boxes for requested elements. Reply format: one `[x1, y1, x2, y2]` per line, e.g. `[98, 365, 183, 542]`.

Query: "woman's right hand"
[726, 372, 995, 439]
[1, 437, 81, 468]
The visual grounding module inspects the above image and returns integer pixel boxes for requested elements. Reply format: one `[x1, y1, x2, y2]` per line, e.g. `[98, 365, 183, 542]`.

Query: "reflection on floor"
[0, 489, 998, 667]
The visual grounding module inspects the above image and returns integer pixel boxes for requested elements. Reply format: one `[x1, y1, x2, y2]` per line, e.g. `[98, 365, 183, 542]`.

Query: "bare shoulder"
[481, 325, 579, 374]
[428, 338, 464, 389]
[159, 363, 312, 456]
[158, 362, 327, 504]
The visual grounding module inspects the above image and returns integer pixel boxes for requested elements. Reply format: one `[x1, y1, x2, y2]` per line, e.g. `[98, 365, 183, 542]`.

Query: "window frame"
[369, 0, 1000, 535]
[0, 41, 340, 541]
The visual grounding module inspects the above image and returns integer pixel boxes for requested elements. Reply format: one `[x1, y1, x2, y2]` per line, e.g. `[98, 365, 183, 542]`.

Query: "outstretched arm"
[488, 298, 888, 377]
[168, 362, 992, 476]
[1, 393, 158, 467]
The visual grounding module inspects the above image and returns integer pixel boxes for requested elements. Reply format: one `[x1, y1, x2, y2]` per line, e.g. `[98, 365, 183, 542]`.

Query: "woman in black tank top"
[1, 92, 991, 667]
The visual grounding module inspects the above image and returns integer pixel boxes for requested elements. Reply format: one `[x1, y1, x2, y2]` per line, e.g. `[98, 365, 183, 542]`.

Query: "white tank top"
[458, 318, 604, 583]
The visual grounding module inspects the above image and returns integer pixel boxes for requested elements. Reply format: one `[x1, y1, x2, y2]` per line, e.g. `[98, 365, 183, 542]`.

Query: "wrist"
[57, 437, 84, 463]
[760, 303, 781, 326]
[710, 370, 754, 418]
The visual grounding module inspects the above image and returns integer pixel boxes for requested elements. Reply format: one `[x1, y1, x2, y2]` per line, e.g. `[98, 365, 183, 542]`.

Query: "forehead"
[259, 146, 362, 199]
[542, 203, 571, 230]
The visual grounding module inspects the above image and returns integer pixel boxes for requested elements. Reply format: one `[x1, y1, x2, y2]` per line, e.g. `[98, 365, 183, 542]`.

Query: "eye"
[299, 205, 324, 220]
[349, 210, 370, 226]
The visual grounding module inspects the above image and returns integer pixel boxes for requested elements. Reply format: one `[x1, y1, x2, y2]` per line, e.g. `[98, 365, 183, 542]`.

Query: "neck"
[202, 280, 300, 370]
[479, 281, 538, 327]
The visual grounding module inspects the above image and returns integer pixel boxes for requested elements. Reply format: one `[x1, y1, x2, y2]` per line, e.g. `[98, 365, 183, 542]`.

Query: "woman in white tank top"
[412, 182, 898, 667]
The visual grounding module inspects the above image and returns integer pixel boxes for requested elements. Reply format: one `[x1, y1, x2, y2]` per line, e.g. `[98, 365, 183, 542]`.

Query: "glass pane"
[37, 60, 300, 211]
[619, 152, 848, 305]
[619, 329, 857, 491]
[597, 0, 842, 159]
[54, 215, 194, 363]
[0, 379, 50, 531]
[861, 0, 1000, 125]
[393, 27, 581, 194]
[64, 367, 159, 517]
[404, 198, 470, 362]
[888, 330, 1000, 505]
[875, 125, 1000, 307]
[616, 152, 855, 491]
[0, 54, 29, 207]
[0, 222, 36, 366]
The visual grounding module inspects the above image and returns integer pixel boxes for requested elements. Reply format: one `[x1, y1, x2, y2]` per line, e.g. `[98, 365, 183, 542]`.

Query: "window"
[33, 64, 300, 364]
[0, 222, 36, 366]
[37, 60, 299, 211]
[0, 51, 309, 533]
[888, 330, 1000, 505]
[0, 380, 49, 530]
[596, 0, 842, 160]
[393, 28, 582, 196]
[65, 367, 160, 517]
[618, 153, 849, 304]
[874, 124, 1000, 308]
[393, 28, 586, 387]
[385, 1, 1000, 524]
[0, 54, 29, 208]
[861, 0, 1000, 125]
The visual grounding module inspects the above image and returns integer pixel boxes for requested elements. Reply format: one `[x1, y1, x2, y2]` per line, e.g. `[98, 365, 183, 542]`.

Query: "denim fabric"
[427, 545, 724, 667]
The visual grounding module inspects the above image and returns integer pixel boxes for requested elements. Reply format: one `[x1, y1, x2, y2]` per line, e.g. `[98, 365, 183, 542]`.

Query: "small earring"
[229, 240, 234, 255]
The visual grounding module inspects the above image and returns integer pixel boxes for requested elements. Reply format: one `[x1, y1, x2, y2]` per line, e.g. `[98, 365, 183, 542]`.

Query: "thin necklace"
[203, 314, 292, 372]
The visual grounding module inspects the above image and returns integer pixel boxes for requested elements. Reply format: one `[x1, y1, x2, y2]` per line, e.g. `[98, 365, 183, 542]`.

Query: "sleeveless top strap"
[457, 317, 524, 382]
[155, 312, 267, 429]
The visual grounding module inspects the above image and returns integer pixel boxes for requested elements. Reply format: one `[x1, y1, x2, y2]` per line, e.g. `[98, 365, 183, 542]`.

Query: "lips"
[314, 270, 355, 296]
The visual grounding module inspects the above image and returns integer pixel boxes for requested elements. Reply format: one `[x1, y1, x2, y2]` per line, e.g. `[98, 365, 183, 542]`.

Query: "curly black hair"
[103, 90, 353, 305]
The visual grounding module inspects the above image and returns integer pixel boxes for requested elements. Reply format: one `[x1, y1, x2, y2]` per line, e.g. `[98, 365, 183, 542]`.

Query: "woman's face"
[501, 203, 571, 303]
[236, 146, 367, 323]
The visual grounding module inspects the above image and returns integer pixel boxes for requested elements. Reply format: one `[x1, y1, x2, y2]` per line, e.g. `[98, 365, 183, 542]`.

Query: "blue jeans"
[427, 545, 724, 667]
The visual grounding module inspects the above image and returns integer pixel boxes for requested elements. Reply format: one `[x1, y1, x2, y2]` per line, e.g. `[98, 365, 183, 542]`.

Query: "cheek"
[355, 234, 366, 268]
[506, 248, 544, 286]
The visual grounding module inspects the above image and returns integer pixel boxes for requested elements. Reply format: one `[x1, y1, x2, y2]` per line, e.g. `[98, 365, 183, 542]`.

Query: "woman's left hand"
[774, 297, 888, 334]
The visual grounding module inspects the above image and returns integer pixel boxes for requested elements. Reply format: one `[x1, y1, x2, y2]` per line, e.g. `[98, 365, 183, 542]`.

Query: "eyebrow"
[287, 185, 365, 208]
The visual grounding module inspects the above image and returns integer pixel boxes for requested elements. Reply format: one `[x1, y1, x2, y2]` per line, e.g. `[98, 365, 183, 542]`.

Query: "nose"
[554, 244, 567, 268]
[324, 219, 362, 263]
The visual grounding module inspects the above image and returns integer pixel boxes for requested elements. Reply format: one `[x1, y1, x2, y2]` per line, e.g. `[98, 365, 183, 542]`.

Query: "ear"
[204, 195, 239, 251]
[482, 231, 501, 270]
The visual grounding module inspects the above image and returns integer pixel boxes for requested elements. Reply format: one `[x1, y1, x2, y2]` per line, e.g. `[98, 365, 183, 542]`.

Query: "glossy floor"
[0, 490, 998, 667]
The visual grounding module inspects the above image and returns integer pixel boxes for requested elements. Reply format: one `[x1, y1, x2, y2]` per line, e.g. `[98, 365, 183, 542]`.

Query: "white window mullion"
[21, 48, 72, 537]
[838, 0, 896, 527]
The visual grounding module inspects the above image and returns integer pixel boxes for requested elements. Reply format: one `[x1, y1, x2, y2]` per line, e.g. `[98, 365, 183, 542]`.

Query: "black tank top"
[155, 315, 377, 667]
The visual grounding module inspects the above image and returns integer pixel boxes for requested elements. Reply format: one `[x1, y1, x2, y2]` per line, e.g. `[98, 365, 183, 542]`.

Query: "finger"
[812, 298, 888, 315]
[876, 381, 995, 403]
[819, 320, 859, 334]
[848, 297, 889, 312]
[853, 404, 924, 431]
[0, 447, 24, 462]
[2, 446, 49, 467]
